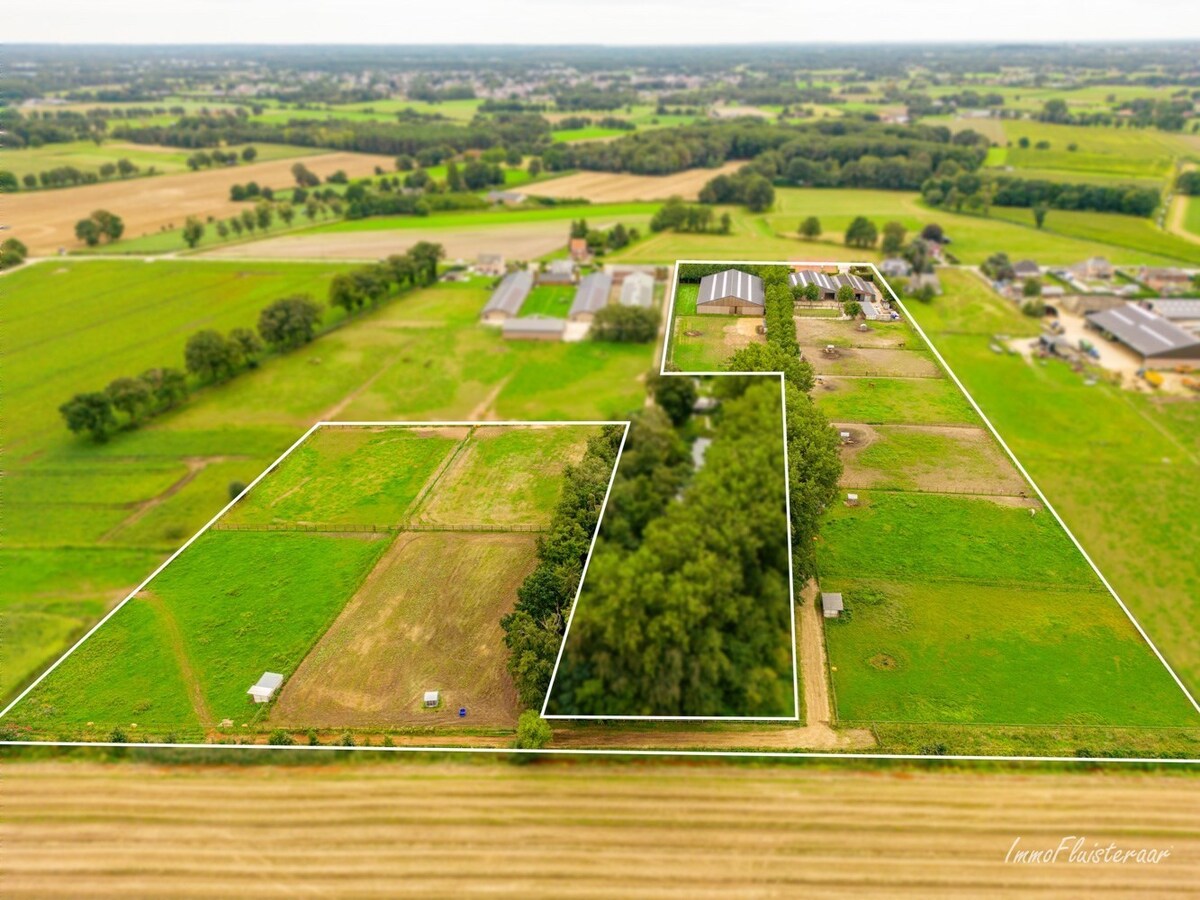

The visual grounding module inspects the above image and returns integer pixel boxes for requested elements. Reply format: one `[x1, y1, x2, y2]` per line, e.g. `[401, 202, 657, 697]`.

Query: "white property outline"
[3, 263, 1197, 765]
[661, 259, 1200, 722]
[541, 371, 801, 722]
[0, 419, 629, 722]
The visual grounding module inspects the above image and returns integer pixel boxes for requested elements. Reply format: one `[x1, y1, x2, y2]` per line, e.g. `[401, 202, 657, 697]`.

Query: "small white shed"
[423, 690, 440, 708]
[821, 593, 844, 619]
[247, 672, 283, 703]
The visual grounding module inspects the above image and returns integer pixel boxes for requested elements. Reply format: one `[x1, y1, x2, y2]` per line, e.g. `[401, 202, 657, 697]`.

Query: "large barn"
[480, 270, 533, 324]
[1086, 304, 1200, 368]
[696, 269, 765, 316]
[569, 272, 614, 322]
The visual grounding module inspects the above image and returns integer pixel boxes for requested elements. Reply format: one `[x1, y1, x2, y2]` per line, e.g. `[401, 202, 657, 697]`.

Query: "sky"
[8, 0, 1200, 44]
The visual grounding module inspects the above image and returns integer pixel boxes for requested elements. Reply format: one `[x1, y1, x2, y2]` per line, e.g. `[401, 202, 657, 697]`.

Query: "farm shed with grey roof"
[481, 270, 533, 324]
[1149, 299, 1200, 324]
[790, 269, 878, 302]
[820, 593, 844, 618]
[697, 269, 765, 315]
[1086, 304, 1200, 366]
[501, 316, 567, 341]
[619, 271, 655, 308]
[569, 272, 614, 322]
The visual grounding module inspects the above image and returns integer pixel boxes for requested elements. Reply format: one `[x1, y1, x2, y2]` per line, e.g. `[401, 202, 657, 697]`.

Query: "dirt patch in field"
[838, 423, 1034, 499]
[806, 346, 940, 377]
[200, 220, 599, 262]
[795, 317, 916, 349]
[527, 162, 745, 202]
[8, 152, 393, 254]
[270, 531, 537, 729]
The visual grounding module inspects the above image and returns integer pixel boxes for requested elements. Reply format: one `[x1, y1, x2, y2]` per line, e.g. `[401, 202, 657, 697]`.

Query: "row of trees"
[0, 158, 143, 193]
[327, 242, 445, 313]
[500, 426, 626, 709]
[650, 197, 733, 234]
[546, 380, 796, 716]
[923, 172, 1159, 218]
[698, 169, 776, 211]
[187, 146, 257, 170]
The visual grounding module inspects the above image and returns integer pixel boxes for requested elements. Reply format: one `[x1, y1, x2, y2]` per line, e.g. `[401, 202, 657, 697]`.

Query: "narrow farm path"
[141, 592, 213, 727]
[405, 428, 474, 524]
[467, 375, 511, 420]
[98, 456, 221, 543]
[317, 356, 403, 422]
[1164, 163, 1200, 245]
[798, 579, 833, 729]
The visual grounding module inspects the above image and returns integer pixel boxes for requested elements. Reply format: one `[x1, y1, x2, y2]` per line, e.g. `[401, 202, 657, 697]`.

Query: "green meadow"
[6, 531, 388, 736]
[520, 284, 576, 317]
[903, 268, 1200, 699]
[0, 140, 313, 181]
[1, 261, 653, 705]
[813, 376, 977, 426]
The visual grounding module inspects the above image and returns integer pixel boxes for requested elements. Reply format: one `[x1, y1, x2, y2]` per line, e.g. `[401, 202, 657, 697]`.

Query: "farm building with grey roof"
[789, 269, 879, 303]
[502, 316, 567, 341]
[569, 272, 614, 322]
[697, 269, 764, 315]
[619, 271, 655, 308]
[1086, 304, 1200, 366]
[481, 270, 533, 324]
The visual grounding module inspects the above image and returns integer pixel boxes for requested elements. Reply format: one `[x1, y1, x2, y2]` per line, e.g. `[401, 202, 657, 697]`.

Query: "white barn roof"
[570, 272, 613, 317]
[620, 271, 654, 308]
[789, 269, 839, 292]
[697, 269, 764, 307]
[482, 270, 533, 317]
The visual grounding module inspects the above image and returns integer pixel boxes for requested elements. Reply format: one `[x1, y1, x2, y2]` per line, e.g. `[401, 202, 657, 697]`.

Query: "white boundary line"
[542, 371, 801, 722]
[660, 258, 1200, 720]
[4, 262, 1197, 765]
[0, 419, 624, 722]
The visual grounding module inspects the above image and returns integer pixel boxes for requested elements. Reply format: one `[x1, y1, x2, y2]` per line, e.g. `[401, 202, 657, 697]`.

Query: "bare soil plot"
[806, 345, 940, 377]
[8, 762, 1200, 898]
[200, 220, 579, 262]
[269, 531, 536, 729]
[413, 425, 596, 529]
[527, 162, 745, 202]
[794, 316, 924, 350]
[837, 423, 1032, 497]
[7, 152, 394, 254]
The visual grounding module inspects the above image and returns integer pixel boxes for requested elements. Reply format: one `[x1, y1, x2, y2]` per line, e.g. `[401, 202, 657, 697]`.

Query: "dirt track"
[5, 761, 1198, 897]
[7, 151, 393, 253]
[526, 162, 745, 202]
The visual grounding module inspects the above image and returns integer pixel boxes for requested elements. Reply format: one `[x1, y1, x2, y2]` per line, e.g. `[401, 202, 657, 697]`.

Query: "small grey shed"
[820, 593, 844, 619]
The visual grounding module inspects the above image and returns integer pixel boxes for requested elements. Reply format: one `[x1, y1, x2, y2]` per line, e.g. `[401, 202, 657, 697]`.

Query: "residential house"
[568, 237, 591, 263]
[1139, 267, 1192, 295]
[1013, 259, 1040, 279]
[1072, 256, 1114, 280]
[476, 253, 505, 277]
[485, 190, 526, 206]
[879, 258, 912, 278]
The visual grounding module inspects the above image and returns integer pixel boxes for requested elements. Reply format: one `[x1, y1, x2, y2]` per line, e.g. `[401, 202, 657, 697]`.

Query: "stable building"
[569, 272, 614, 322]
[1086, 304, 1200, 368]
[619, 271, 654, 308]
[247, 672, 284, 704]
[501, 316, 567, 341]
[790, 269, 879, 303]
[820, 593, 844, 619]
[481, 270, 533, 324]
[696, 269, 765, 316]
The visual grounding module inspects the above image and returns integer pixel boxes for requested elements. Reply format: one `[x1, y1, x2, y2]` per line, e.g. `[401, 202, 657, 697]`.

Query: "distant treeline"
[112, 111, 553, 156]
[922, 172, 1161, 217]
[543, 120, 988, 187]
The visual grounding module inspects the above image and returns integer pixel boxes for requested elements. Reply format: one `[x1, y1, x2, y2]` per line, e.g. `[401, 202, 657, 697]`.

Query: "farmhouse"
[1071, 257, 1114, 280]
[820, 593, 844, 619]
[789, 269, 880, 303]
[568, 237, 591, 263]
[486, 190, 526, 205]
[1138, 267, 1192, 294]
[1086, 304, 1200, 367]
[619, 271, 654, 308]
[697, 269, 765, 315]
[569, 272, 614, 322]
[539, 259, 577, 285]
[476, 253, 505, 276]
[880, 258, 912, 278]
[247, 672, 284, 704]
[1013, 259, 1041, 279]
[481, 270, 533, 324]
[502, 316, 567, 341]
[907, 272, 942, 295]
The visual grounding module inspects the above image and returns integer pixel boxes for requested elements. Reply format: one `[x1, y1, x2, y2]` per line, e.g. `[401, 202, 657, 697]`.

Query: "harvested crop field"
[837, 424, 1032, 498]
[8, 152, 393, 254]
[269, 531, 537, 729]
[806, 346, 940, 377]
[527, 162, 745, 202]
[6, 761, 1199, 897]
[200, 220, 587, 261]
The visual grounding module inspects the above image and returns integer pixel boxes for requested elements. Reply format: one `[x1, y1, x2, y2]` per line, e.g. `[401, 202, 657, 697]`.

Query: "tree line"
[59, 243, 444, 442]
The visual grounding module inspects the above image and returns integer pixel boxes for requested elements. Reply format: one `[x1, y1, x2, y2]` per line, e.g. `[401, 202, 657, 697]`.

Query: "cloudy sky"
[9, 0, 1200, 43]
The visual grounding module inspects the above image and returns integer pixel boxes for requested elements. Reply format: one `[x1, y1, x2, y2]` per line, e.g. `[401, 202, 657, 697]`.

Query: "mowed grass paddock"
[4, 424, 599, 738]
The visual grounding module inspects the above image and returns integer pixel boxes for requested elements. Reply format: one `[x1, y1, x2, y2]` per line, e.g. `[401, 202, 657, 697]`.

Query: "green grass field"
[224, 427, 459, 527]
[903, 268, 1200, 700]
[813, 376, 977, 425]
[5, 531, 389, 736]
[1, 262, 653, 704]
[519, 284, 576, 317]
[1183, 195, 1200, 238]
[307, 202, 659, 234]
